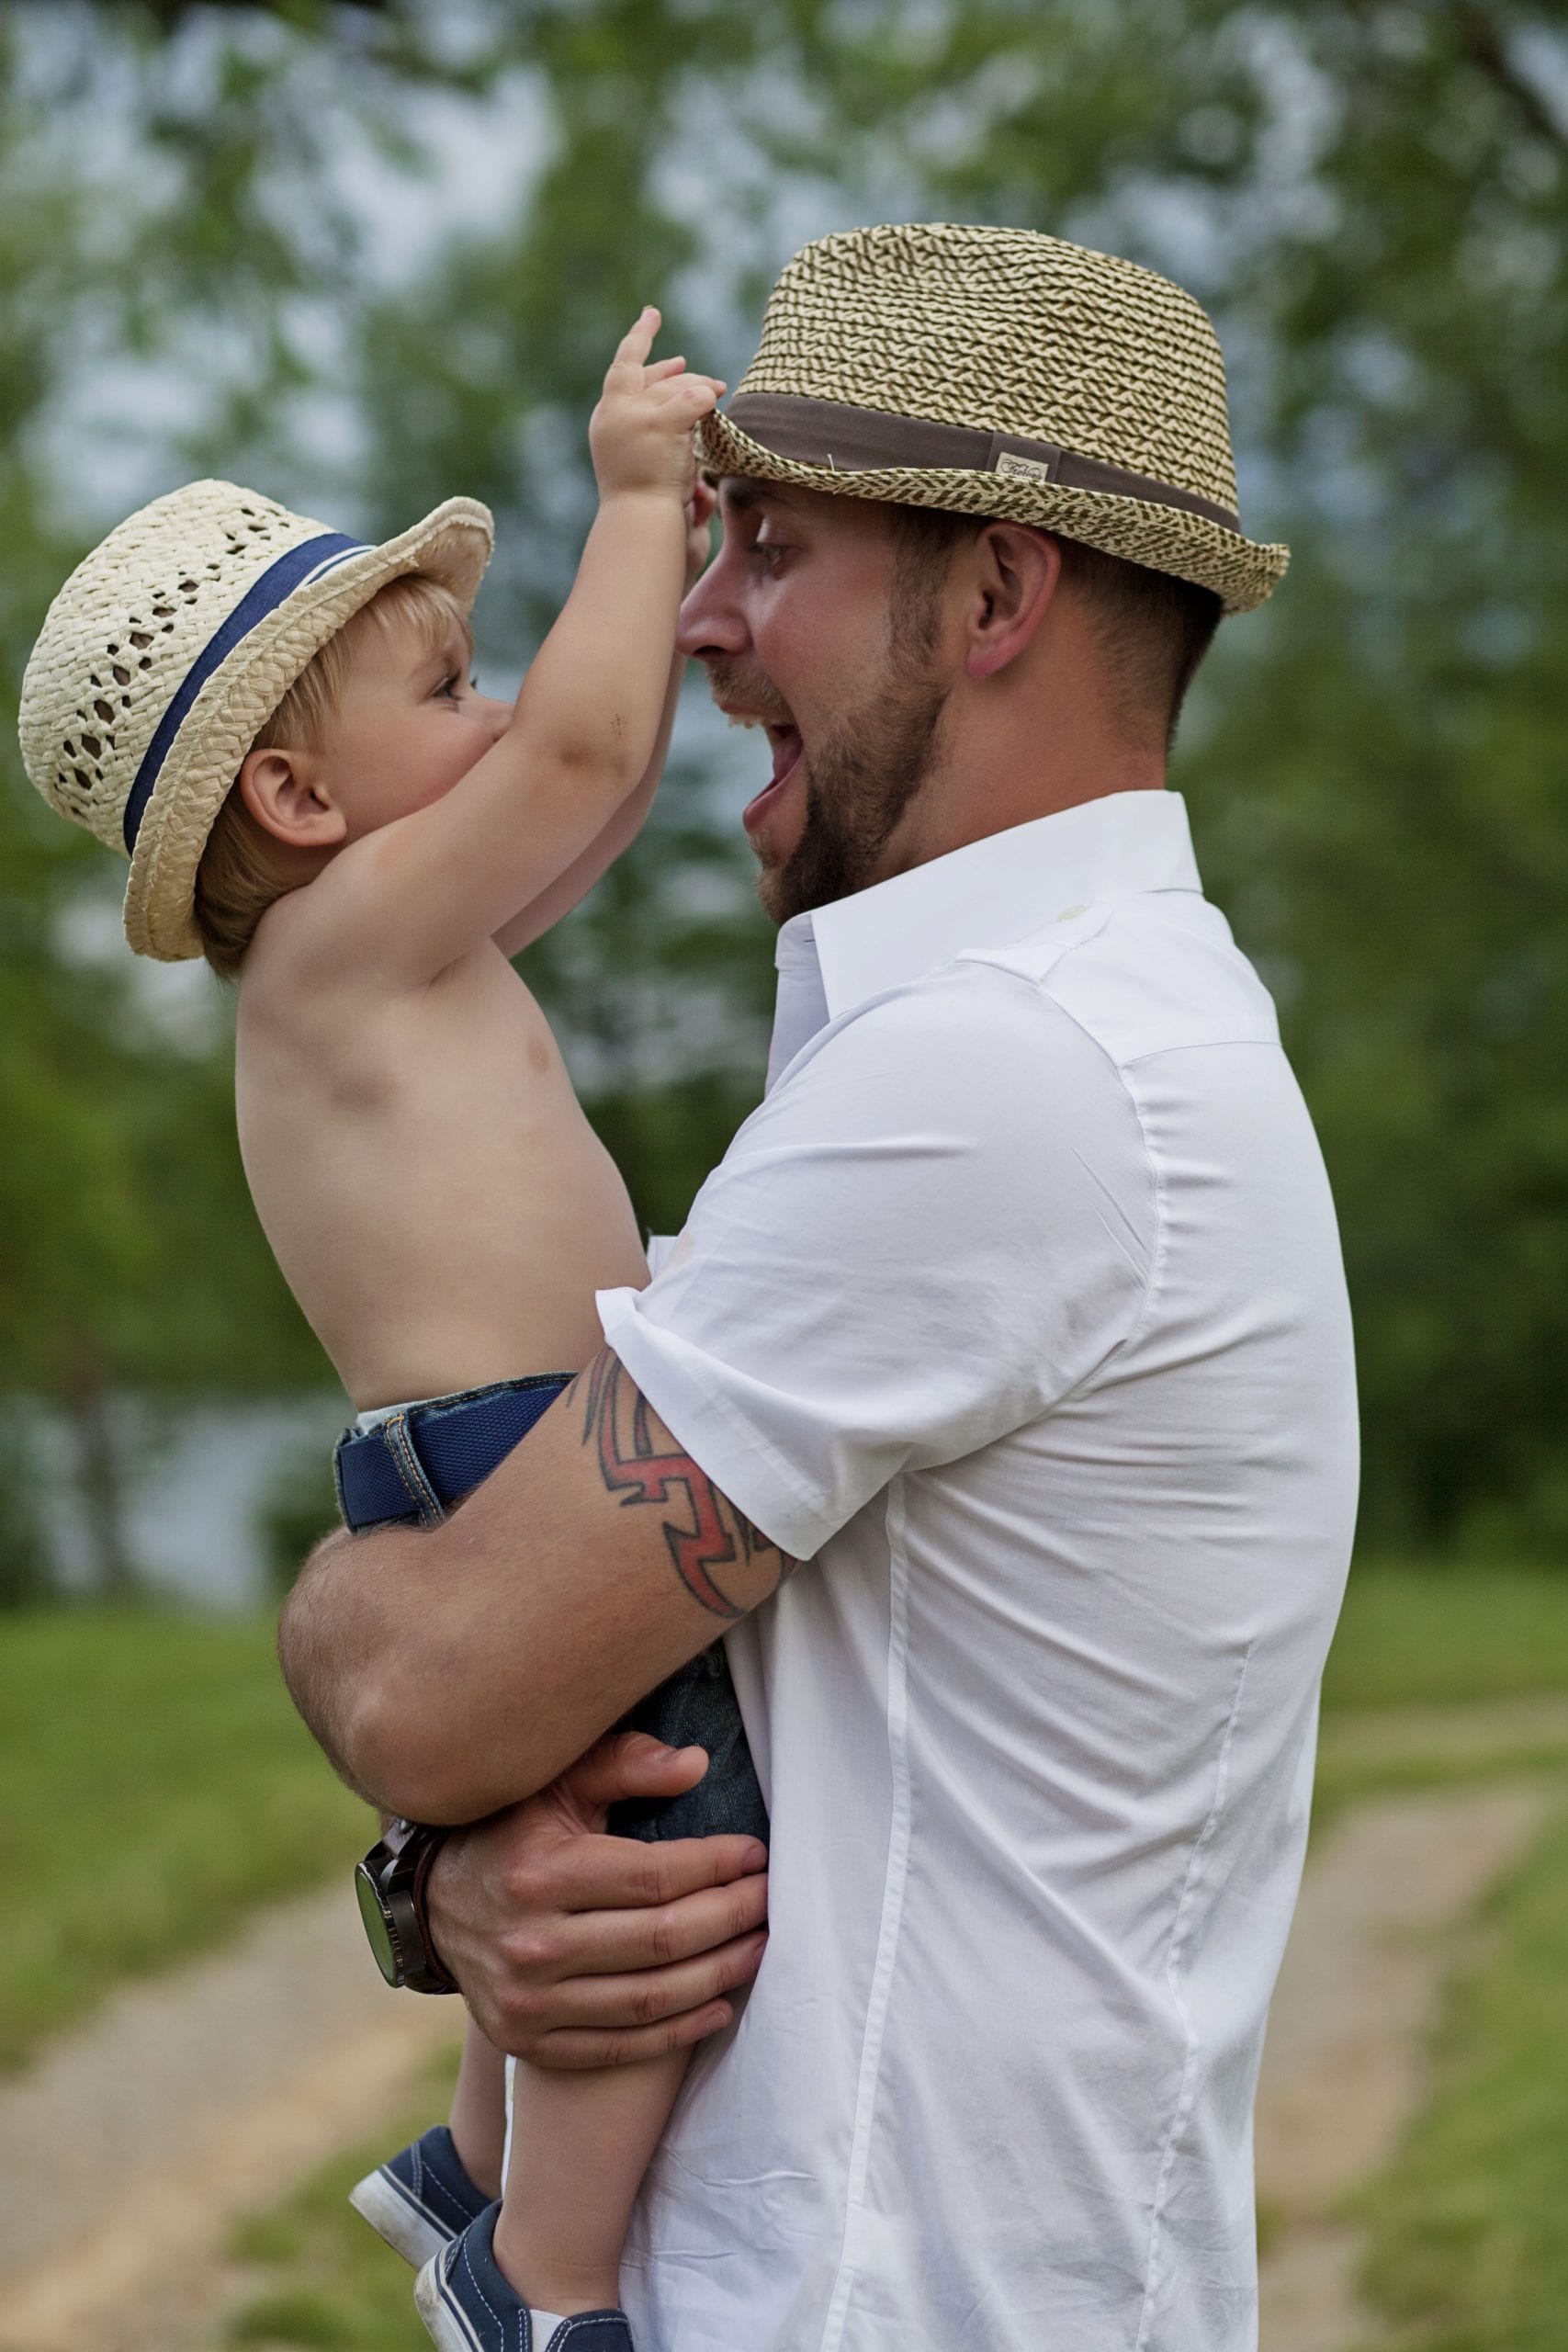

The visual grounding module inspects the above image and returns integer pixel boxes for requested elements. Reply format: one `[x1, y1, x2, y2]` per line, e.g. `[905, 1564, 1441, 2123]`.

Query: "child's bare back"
[239, 901, 649, 1405]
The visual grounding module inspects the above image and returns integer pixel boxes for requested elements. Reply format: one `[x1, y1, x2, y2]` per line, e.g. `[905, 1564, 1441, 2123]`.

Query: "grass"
[1319, 1563, 1568, 2347]
[1322, 1561, 1568, 1713]
[0, 1605, 367, 2069]
[13, 1570, 1568, 2346]
[1354, 1797, 1568, 2351]
[1311, 1565, 1568, 1817]
[225, 2057, 458, 2349]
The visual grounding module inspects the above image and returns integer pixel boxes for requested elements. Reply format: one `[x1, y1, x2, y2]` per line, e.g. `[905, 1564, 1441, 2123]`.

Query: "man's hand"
[426, 1731, 769, 2069]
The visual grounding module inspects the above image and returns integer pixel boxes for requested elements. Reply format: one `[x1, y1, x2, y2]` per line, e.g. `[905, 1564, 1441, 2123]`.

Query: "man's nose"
[677, 544, 750, 662]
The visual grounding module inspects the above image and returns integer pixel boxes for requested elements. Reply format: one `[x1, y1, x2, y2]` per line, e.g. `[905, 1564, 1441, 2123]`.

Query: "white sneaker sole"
[347, 2164, 453, 2269]
[413, 2249, 485, 2352]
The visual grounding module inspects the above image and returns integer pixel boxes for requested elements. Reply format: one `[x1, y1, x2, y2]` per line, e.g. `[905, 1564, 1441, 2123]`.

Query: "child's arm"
[305, 311, 720, 987]
[492, 481, 713, 956]
[491, 650, 680, 958]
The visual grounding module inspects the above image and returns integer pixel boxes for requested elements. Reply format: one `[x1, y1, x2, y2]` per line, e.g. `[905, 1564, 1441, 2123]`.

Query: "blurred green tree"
[324, 0, 1568, 1548]
[3, 0, 1565, 1577]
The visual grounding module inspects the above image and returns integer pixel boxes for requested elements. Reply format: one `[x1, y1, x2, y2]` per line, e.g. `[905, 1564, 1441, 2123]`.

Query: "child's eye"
[434, 672, 461, 699]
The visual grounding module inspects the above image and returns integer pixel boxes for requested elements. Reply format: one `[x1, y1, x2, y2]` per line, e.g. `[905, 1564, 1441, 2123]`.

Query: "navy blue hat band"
[121, 530, 369, 854]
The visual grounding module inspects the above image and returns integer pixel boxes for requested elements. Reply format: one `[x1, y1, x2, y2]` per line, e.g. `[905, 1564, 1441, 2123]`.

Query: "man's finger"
[558, 1728, 712, 1815]
[537, 1931, 767, 2028]
[550, 1825, 770, 1912]
[526, 2001, 738, 2074]
[544, 1874, 771, 1973]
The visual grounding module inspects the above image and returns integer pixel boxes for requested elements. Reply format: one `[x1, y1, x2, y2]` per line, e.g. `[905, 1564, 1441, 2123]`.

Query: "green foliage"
[257, 1435, 343, 1599]
[1, 0, 1564, 1555]
[1323, 1564, 1568, 1715]
[0, 1420, 53, 1608]
[0, 1606, 367, 2067]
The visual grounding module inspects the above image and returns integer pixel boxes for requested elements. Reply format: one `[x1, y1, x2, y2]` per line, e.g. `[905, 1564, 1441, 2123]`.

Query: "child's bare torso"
[236, 922, 649, 1410]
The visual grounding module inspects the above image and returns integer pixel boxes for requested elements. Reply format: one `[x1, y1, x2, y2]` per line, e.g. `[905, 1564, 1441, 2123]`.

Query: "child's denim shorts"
[332, 1375, 769, 1849]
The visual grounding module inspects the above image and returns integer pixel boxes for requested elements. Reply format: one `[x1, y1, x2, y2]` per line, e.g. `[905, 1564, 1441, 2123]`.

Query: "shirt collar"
[768, 790, 1201, 1078]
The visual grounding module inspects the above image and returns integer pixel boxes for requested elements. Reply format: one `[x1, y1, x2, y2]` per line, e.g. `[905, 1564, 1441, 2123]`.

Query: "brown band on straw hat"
[725, 393, 1244, 534]
[699, 222, 1290, 614]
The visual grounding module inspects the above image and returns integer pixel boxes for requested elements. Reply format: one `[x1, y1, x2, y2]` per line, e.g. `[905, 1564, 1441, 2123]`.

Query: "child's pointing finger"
[608, 305, 661, 376]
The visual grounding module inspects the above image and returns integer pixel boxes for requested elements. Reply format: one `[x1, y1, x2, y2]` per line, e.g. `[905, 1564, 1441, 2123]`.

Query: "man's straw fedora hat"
[18, 480, 493, 960]
[701, 221, 1287, 616]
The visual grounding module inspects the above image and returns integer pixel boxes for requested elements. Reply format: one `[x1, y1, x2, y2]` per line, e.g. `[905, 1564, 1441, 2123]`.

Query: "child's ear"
[239, 745, 348, 851]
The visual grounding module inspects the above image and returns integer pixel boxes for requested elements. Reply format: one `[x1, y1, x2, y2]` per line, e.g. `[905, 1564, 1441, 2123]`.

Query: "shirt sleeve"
[597, 965, 1157, 1561]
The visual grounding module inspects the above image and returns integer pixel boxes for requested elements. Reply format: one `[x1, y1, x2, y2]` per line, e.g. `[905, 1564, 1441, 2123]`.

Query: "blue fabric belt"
[333, 1374, 572, 1532]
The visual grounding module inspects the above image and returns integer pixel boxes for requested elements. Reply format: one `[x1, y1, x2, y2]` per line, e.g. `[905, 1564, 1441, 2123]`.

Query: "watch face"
[355, 1860, 400, 1985]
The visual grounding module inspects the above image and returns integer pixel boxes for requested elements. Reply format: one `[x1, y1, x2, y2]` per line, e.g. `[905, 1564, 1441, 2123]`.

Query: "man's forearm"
[276, 1516, 616, 1823]
[276, 1352, 795, 1824]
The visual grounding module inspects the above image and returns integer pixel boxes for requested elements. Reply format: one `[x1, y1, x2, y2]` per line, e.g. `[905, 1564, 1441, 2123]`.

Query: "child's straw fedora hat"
[701, 221, 1287, 616]
[18, 480, 493, 960]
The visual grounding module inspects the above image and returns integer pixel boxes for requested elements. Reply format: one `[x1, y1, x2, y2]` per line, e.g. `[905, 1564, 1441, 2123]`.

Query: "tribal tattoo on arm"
[570, 1349, 798, 1618]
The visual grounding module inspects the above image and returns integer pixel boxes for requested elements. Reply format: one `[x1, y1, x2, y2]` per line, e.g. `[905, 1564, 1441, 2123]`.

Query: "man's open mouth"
[739, 721, 803, 835]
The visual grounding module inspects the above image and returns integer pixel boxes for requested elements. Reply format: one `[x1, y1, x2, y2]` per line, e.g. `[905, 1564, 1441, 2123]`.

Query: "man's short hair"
[887, 504, 1223, 752]
[193, 572, 468, 978]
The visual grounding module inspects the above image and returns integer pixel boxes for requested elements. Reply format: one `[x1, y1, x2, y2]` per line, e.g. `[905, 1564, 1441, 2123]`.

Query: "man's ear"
[238, 744, 348, 851]
[962, 524, 1064, 681]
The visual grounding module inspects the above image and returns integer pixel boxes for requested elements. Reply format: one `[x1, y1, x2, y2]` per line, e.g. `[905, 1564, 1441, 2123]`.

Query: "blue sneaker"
[413, 2201, 635, 2350]
[348, 2125, 491, 2267]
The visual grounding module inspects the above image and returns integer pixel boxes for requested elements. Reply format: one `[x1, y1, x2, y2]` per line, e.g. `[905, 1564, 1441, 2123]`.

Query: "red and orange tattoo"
[572, 1351, 796, 1618]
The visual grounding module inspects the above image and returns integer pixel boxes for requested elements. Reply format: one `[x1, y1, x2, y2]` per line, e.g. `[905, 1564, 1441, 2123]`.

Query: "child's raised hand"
[590, 307, 725, 501]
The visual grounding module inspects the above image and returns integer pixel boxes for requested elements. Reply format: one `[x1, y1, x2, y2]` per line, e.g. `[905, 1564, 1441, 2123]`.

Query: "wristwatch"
[354, 1817, 458, 1994]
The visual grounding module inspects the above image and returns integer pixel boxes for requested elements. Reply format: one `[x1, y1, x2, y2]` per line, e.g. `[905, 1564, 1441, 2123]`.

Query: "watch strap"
[404, 1823, 458, 1995]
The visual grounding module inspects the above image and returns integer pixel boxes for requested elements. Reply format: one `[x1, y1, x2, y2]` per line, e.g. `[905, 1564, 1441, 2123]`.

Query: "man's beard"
[715, 625, 951, 928]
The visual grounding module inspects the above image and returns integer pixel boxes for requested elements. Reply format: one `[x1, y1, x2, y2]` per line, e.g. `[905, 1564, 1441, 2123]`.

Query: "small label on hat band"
[994, 451, 1058, 484]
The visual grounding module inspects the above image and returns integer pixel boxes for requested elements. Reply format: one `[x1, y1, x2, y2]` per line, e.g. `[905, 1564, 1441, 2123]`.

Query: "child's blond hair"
[193, 572, 470, 977]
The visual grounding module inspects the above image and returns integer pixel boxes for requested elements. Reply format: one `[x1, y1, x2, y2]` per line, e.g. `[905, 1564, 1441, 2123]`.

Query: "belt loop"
[382, 1410, 446, 1528]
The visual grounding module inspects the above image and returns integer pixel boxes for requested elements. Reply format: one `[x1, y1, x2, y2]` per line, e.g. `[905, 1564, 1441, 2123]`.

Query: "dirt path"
[0, 1758, 1554, 2352]
[0, 1880, 461, 2352]
[1253, 1782, 1549, 2351]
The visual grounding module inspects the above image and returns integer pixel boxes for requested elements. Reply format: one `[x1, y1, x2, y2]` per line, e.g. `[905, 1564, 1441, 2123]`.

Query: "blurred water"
[37, 1394, 346, 1613]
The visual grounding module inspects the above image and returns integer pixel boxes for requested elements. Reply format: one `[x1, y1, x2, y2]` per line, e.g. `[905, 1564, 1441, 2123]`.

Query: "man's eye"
[755, 539, 791, 572]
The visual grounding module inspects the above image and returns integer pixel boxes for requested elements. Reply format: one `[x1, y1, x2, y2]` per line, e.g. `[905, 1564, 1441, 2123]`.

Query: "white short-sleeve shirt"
[598, 789, 1359, 2352]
